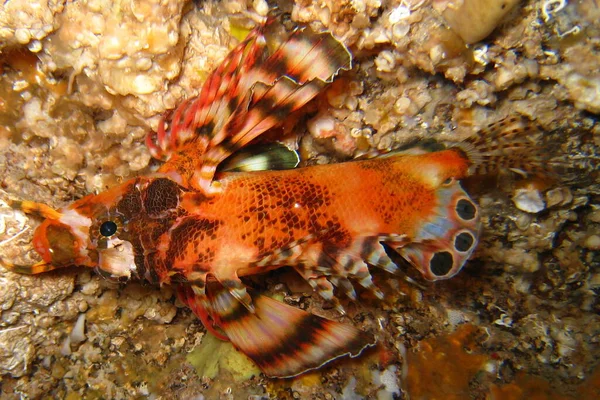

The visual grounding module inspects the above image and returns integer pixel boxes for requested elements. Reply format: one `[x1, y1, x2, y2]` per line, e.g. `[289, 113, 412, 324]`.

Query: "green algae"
[186, 333, 260, 381]
[229, 24, 253, 43]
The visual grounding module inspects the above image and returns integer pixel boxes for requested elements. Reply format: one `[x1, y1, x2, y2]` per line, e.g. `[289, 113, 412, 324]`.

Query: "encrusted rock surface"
[0, 0, 598, 398]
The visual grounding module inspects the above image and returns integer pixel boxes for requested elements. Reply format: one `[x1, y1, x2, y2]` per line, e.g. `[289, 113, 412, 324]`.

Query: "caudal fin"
[454, 116, 555, 178]
[201, 284, 374, 378]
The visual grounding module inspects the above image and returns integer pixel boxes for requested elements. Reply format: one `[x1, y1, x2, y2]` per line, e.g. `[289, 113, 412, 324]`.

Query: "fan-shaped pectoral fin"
[176, 284, 229, 341]
[206, 284, 375, 378]
[213, 271, 255, 313]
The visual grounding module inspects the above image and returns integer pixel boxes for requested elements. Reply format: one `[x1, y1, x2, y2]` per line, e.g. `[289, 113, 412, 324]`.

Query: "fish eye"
[100, 221, 118, 237]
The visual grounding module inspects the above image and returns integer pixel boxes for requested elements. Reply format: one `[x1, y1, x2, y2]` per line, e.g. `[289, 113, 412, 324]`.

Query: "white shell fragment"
[545, 187, 573, 208]
[513, 187, 546, 214]
[60, 336, 72, 356]
[514, 186, 573, 214]
[70, 313, 86, 344]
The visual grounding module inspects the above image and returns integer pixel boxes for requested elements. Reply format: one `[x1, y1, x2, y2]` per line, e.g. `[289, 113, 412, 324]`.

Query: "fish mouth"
[1, 199, 88, 274]
[0, 200, 63, 274]
[0, 257, 64, 275]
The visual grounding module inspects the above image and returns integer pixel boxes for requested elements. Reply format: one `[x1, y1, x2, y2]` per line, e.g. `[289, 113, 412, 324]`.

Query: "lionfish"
[2, 17, 547, 377]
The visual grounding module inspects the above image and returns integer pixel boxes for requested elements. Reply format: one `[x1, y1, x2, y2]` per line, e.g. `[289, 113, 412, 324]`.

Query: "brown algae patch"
[406, 324, 490, 399]
[490, 366, 600, 400]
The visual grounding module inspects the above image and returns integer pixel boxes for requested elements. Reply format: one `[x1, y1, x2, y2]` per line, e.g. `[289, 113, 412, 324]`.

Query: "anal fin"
[294, 270, 347, 314]
[295, 238, 394, 306]
[321, 240, 386, 300]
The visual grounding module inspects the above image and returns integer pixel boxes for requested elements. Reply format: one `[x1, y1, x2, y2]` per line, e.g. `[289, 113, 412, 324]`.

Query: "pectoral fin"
[205, 284, 374, 378]
[177, 285, 229, 341]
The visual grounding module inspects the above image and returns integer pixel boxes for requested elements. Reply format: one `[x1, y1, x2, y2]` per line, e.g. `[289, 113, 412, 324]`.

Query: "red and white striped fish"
[2, 17, 548, 378]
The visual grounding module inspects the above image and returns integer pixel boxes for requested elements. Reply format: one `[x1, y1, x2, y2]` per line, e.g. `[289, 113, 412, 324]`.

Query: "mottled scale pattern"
[165, 217, 221, 267]
[115, 183, 143, 217]
[149, 149, 477, 309]
[143, 178, 180, 217]
[75, 177, 190, 283]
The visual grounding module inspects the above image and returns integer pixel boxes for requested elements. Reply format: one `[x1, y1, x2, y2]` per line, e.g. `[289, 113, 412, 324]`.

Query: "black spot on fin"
[218, 142, 300, 172]
[387, 181, 481, 281]
[430, 251, 453, 276]
[456, 198, 476, 220]
[454, 232, 475, 252]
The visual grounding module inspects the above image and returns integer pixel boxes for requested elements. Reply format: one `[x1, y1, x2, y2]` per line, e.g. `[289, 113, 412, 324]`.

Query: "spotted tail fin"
[388, 180, 481, 281]
[201, 284, 374, 378]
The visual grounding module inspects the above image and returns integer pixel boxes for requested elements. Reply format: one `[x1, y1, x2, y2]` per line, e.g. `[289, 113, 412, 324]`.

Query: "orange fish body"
[31, 147, 478, 286]
[164, 148, 477, 287]
[24, 147, 480, 377]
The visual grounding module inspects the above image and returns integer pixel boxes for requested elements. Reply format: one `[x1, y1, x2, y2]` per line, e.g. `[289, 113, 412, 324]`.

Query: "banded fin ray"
[151, 18, 352, 193]
[454, 116, 553, 177]
[148, 19, 276, 161]
[193, 26, 352, 193]
[293, 236, 406, 311]
[193, 284, 374, 378]
[319, 244, 385, 300]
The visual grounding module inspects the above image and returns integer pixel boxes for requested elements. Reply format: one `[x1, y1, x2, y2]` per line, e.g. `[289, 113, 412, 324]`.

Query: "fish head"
[6, 179, 140, 278]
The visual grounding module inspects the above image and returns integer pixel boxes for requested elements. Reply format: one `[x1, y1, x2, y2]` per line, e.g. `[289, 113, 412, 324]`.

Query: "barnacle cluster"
[0, 0, 598, 398]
